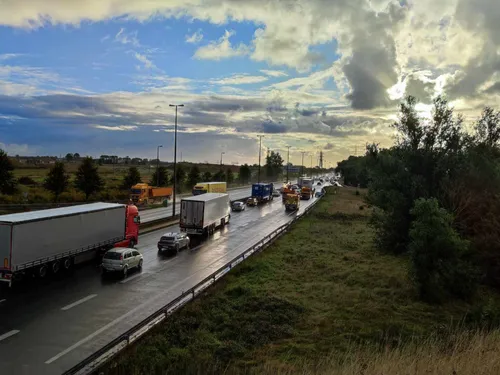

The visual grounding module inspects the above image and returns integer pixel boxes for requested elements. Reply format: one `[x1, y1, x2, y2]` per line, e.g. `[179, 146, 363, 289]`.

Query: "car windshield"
[130, 189, 142, 194]
[162, 236, 176, 241]
[104, 252, 122, 260]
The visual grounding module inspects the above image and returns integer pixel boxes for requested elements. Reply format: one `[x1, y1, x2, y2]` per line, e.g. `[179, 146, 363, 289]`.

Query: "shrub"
[18, 176, 37, 186]
[409, 198, 479, 303]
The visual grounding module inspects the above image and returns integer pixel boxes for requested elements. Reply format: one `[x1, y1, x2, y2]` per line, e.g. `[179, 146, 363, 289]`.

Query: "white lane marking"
[119, 272, 148, 284]
[61, 294, 97, 311]
[0, 330, 20, 342]
[0, 299, 6, 304]
[189, 244, 202, 252]
[45, 272, 202, 364]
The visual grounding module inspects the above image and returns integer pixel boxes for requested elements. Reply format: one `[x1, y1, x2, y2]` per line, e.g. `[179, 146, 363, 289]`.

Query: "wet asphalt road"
[140, 182, 287, 223]
[0, 188, 321, 375]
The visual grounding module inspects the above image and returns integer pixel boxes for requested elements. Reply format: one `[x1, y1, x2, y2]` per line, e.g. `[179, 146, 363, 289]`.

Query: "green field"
[2, 162, 248, 206]
[101, 186, 500, 375]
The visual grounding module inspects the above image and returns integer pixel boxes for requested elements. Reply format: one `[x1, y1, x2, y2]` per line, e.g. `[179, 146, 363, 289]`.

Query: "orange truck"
[130, 183, 173, 205]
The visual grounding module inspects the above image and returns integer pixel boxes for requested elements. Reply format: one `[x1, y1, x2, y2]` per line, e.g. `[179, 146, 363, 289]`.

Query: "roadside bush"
[18, 176, 37, 186]
[409, 198, 479, 303]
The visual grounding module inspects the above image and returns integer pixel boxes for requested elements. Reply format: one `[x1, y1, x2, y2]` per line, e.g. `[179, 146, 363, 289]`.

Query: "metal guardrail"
[62, 195, 322, 375]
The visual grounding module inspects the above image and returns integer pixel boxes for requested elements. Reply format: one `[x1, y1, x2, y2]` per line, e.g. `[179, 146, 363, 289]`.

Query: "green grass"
[97, 187, 500, 374]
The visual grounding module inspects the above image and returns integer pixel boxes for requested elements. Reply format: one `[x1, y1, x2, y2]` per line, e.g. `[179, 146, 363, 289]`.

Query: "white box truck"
[0, 202, 140, 286]
[180, 193, 231, 236]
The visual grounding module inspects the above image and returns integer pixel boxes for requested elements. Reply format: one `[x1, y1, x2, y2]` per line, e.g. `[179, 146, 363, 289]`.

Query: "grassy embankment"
[3, 163, 246, 206]
[102, 186, 500, 374]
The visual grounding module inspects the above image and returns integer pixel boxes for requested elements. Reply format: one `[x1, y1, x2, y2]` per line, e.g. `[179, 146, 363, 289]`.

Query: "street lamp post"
[220, 152, 225, 166]
[286, 146, 291, 183]
[301, 151, 306, 176]
[169, 104, 184, 217]
[310, 154, 313, 178]
[257, 135, 265, 183]
[156, 145, 163, 186]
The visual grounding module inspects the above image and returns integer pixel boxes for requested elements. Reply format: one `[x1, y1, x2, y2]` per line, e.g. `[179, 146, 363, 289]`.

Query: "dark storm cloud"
[342, 2, 405, 109]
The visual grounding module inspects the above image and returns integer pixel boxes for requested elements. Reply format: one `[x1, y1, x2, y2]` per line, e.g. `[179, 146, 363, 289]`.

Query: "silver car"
[232, 201, 246, 211]
[158, 232, 190, 254]
[102, 247, 143, 277]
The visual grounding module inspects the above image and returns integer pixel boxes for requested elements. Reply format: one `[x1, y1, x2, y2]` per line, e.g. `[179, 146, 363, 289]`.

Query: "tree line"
[336, 96, 500, 304]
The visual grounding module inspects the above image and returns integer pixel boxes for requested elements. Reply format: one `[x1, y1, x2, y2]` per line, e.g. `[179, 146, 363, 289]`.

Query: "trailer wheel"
[51, 261, 61, 274]
[38, 264, 48, 279]
[63, 257, 73, 271]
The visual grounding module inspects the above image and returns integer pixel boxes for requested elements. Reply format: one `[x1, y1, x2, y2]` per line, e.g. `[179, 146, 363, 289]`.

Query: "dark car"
[158, 232, 190, 254]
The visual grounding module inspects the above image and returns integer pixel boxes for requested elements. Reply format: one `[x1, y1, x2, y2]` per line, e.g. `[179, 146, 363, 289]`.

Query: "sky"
[0, 0, 499, 166]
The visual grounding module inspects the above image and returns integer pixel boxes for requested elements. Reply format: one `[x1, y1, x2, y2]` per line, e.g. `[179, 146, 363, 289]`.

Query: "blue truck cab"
[251, 183, 274, 203]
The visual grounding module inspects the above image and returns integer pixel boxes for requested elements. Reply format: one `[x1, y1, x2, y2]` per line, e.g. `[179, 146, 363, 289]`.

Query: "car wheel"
[123, 265, 128, 278]
[175, 244, 179, 254]
[138, 259, 143, 270]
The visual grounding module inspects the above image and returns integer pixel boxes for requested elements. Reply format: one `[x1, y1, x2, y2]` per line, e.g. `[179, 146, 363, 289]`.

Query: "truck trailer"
[285, 194, 300, 211]
[0, 203, 140, 286]
[251, 183, 274, 204]
[192, 182, 227, 195]
[130, 183, 173, 205]
[299, 178, 314, 200]
[180, 193, 231, 236]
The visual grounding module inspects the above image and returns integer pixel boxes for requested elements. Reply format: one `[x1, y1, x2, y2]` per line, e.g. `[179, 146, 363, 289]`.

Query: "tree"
[65, 153, 73, 162]
[122, 167, 142, 189]
[44, 162, 69, 202]
[202, 171, 212, 182]
[409, 198, 479, 302]
[75, 157, 104, 200]
[187, 166, 201, 189]
[226, 168, 234, 184]
[0, 149, 16, 194]
[173, 165, 187, 193]
[213, 169, 225, 182]
[265, 151, 284, 179]
[239, 164, 251, 184]
[150, 166, 169, 187]
[73, 153, 80, 159]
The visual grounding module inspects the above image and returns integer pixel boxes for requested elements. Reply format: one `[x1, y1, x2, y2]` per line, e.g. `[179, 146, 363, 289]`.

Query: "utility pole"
[220, 152, 225, 166]
[156, 145, 163, 186]
[169, 104, 184, 217]
[310, 154, 313, 177]
[301, 151, 306, 176]
[286, 146, 291, 183]
[319, 151, 323, 169]
[257, 135, 264, 183]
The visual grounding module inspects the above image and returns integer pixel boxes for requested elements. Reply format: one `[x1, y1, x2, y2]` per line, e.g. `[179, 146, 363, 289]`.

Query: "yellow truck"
[130, 183, 173, 205]
[192, 182, 227, 196]
[285, 193, 300, 211]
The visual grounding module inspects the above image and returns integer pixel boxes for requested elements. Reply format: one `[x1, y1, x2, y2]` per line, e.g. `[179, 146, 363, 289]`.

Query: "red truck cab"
[114, 204, 140, 248]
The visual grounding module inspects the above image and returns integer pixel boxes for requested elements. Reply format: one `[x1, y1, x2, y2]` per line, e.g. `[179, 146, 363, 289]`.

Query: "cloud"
[115, 28, 140, 47]
[100, 34, 110, 43]
[133, 52, 156, 70]
[93, 125, 138, 131]
[0, 54, 23, 61]
[211, 74, 268, 85]
[185, 29, 203, 44]
[260, 70, 288, 78]
[324, 143, 334, 150]
[194, 30, 249, 60]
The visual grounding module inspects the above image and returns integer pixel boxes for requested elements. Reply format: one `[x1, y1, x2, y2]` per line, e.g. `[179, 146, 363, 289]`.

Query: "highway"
[140, 182, 285, 223]
[0, 185, 324, 375]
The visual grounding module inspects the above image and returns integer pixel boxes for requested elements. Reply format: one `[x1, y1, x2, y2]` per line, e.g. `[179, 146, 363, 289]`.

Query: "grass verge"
[100, 186, 500, 375]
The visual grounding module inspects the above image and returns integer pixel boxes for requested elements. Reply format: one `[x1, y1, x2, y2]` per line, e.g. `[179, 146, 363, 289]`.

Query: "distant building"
[283, 164, 301, 174]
